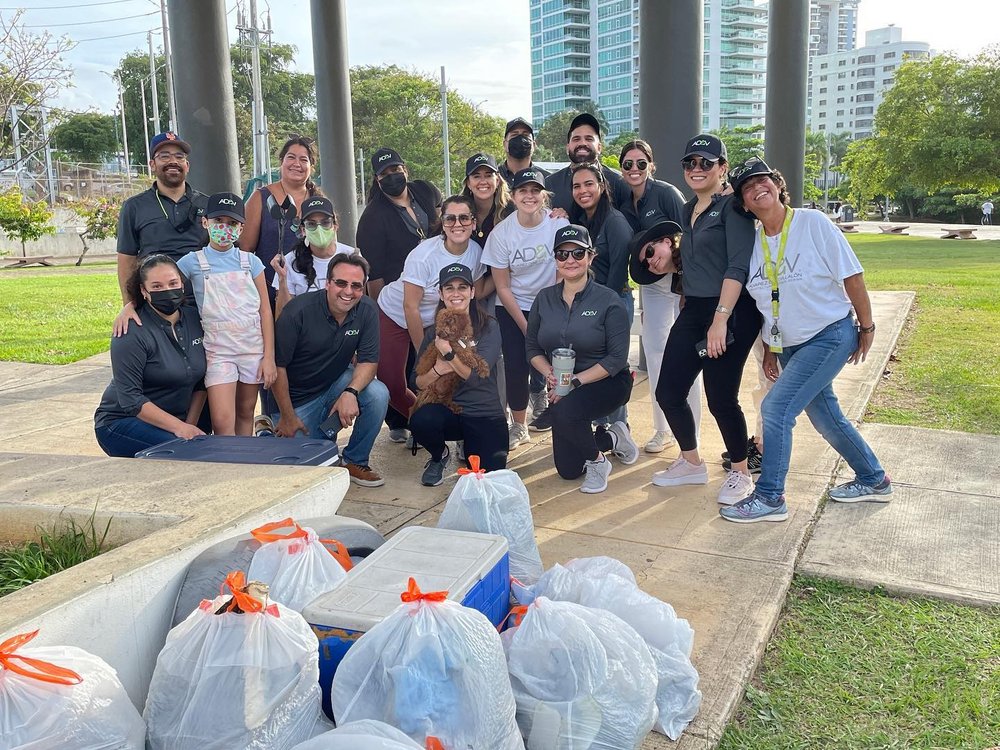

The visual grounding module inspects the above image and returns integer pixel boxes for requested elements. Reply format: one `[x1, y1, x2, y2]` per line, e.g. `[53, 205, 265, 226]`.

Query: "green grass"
[0, 512, 112, 596]
[719, 577, 1000, 749]
[0, 272, 118, 363]
[848, 235, 1000, 434]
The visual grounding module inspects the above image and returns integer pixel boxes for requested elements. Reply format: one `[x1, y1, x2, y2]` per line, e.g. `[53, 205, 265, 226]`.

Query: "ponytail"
[290, 238, 318, 290]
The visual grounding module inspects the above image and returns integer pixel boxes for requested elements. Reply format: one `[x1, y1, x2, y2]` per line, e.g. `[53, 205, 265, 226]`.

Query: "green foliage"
[0, 188, 54, 256]
[51, 112, 119, 163]
[710, 124, 764, 166]
[73, 196, 120, 265]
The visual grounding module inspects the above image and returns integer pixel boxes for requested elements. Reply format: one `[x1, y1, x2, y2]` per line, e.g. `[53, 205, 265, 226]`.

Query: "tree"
[51, 113, 118, 163]
[73, 196, 120, 265]
[0, 189, 54, 256]
[710, 124, 764, 167]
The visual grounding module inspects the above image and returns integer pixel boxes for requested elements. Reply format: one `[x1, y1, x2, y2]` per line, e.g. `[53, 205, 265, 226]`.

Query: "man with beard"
[114, 132, 209, 330]
[546, 113, 631, 213]
[498, 117, 548, 189]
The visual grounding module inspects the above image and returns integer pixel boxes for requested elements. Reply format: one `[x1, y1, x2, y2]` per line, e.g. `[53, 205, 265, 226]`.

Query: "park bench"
[2, 255, 55, 268]
[879, 224, 909, 235]
[940, 228, 977, 240]
[837, 223, 859, 234]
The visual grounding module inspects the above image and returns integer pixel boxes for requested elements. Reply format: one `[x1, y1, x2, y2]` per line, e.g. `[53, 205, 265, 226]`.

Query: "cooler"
[135, 435, 340, 466]
[303, 526, 510, 719]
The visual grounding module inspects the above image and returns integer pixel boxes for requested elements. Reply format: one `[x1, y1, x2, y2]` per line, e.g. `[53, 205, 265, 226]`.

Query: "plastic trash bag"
[514, 556, 701, 740]
[144, 571, 328, 749]
[246, 518, 351, 612]
[0, 629, 145, 750]
[332, 578, 524, 750]
[438, 457, 543, 584]
[501, 597, 658, 750]
[291, 719, 425, 749]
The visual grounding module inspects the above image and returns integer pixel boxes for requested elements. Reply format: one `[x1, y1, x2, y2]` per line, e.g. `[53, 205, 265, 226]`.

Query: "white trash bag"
[332, 577, 524, 750]
[291, 719, 425, 749]
[247, 518, 351, 612]
[438, 458, 544, 584]
[0, 629, 145, 750]
[514, 556, 701, 740]
[144, 571, 328, 749]
[501, 597, 658, 750]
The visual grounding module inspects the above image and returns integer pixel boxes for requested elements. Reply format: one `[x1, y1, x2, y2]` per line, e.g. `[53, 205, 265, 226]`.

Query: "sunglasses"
[621, 159, 649, 171]
[303, 218, 335, 230]
[643, 236, 679, 259]
[554, 247, 589, 262]
[330, 278, 365, 291]
[682, 156, 718, 172]
[442, 213, 474, 227]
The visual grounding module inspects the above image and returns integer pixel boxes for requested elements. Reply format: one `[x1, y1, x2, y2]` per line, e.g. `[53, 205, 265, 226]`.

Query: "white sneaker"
[644, 430, 675, 454]
[580, 455, 613, 494]
[717, 470, 755, 505]
[651, 456, 709, 487]
[508, 422, 531, 450]
[608, 421, 639, 465]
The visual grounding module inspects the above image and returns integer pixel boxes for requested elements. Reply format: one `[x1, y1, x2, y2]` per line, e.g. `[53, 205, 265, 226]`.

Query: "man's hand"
[333, 390, 360, 428]
[113, 302, 142, 337]
[276, 412, 307, 437]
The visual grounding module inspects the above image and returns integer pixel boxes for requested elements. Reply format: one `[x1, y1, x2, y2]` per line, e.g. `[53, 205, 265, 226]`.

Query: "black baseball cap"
[505, 117, 534, 136]
[149, 131, 191, 156]
[439, 263, 474, 287]
[465, 153, 499, 177]
[510, 168, 546, 190]
[301, 195, 336, 219]
[567, 113, 601, 140]
[205, 192, 245, 222]
[683, 134, 727, 161]
[630, 220, 683, 258]
[371, 147, 404, 175]
[728, 157, 774, 193]
[554, 224, 592, 250]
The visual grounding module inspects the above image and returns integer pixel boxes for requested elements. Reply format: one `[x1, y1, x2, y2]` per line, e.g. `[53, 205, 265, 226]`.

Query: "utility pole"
[238, 0, 271, 179]
[160, 0, 177, 131]
[117, 81, 130, 176]
[357, 147, 365, 195]
[140, 78, 152, 173]
[440, 66, 451, 195]
[148, 31, 161, 134]
[40, 108, 56, 205]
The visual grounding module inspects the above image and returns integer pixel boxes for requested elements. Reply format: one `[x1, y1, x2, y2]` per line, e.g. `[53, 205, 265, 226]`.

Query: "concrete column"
[166, 0, 240, 194]
[639, 0, 702, 196]
[310, 0, 359, 244]
[764, 0, 810, 206]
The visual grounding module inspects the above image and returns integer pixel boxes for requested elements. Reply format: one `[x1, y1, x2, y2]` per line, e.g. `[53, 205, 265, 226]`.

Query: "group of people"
[95, 116, 892, 522]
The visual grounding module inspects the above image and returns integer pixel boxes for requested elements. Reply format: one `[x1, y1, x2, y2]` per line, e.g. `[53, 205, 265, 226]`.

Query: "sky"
[12, 0, 1000, 122]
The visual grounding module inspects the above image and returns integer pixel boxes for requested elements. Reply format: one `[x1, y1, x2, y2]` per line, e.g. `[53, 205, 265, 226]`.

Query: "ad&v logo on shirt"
[345, 329, 359, 336]
[581, 310, 598, 316]
[511, 244, 551, 266]
[748, 254, 804, 288]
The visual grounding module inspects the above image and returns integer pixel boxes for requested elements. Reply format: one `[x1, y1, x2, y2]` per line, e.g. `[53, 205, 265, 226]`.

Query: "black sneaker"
[722, 436, 762, 475]
[528, 406, 554, 432]
[421, 447, 450, 487]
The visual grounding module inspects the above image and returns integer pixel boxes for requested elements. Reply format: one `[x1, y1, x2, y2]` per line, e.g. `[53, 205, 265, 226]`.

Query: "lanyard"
[759, 207, 793, 325]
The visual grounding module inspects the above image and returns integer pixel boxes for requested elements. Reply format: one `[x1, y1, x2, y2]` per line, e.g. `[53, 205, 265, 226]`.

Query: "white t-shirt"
[271, 242, 356, 296]
[377, 235, 485, 329]
[481, 210, 569, 311]
[984, 201, 994, 215]
[745, 208, 864, 347]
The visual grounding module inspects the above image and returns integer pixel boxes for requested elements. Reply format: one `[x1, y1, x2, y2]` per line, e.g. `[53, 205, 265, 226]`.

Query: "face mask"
[506, 134, 532, 160]
[146, 288, 185, 315]
[378, 172, 407, 197]
[207, 222, 241, 247]
[305, 225, 336, 249]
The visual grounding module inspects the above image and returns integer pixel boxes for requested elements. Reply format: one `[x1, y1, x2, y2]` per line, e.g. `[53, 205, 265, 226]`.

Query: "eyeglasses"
[154, 151, 188, 162]
[442, 213, 474, 227]
[682, 157, 718, 172]
[330, 278, 365, 291]
[621, 159, 649, 171]
[554, 247, 589, 262]
[303, 218, 335, 230]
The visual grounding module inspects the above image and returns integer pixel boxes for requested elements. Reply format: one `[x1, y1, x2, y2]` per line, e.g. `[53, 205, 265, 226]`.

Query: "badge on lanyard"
[760, 207, 793, 354]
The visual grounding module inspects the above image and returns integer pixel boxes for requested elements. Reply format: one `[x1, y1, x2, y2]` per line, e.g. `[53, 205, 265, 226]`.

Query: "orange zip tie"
[0, 630, 82, 686]
[400, 577, 448, 603]
[456, 455, 485, 477]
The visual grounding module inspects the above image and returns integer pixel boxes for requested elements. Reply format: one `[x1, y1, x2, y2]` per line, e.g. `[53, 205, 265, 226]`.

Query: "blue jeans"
[755, 315, 885, 501]
[272, 366, 390, 467]
[95, 418, 176, 458]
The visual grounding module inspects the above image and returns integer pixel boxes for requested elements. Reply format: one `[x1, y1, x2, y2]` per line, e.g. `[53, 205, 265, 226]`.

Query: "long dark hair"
[435, 296, 492, 340]
[126, 254, 181, 310]
[290, 207, 341, 290]
[569, 163, 610, 239]
[278, 136, 322, 197]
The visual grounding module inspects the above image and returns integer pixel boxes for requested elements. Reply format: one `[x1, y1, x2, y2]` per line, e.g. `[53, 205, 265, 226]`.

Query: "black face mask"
[378, 172, 407, 197]
[146, 288, 185, 315]
[506, 134, 532, 160]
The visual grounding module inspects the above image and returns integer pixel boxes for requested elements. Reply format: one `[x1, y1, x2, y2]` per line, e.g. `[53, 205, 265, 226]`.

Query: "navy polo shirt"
[116, 182, 209, 262]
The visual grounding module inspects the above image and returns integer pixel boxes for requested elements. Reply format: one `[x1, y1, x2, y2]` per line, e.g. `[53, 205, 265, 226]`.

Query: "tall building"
[703, 0, 768, 131]
[809, 0, 859, 57]
[808, 25, 931, 139]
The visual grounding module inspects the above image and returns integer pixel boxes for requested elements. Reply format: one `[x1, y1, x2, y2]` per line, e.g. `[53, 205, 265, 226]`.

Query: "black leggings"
[655, 293, 761, 463]
[496, 306, 543, 413]
[551, 369, 632, 479]
[408, 404, 509, 471]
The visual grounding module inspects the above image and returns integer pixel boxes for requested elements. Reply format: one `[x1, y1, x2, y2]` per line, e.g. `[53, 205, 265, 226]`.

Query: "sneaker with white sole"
[508, 422, 531, 450]
[608, 421, 639, 465]
[528, 389, 549, 417]
[388, 428, 409, 444]
[719, 491, 788, 523]
[421, 447, 450, 487]
[651, 456, 709, 487]
[580, 455, 613, 494]
[717, 470, 755, 505]
[644, 430, 675, 454]
[828, 476, 893, 503]
[528, 406, 554, 432]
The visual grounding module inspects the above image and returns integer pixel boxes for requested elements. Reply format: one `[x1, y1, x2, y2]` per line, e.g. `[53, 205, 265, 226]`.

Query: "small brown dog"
[412, 308, 490, 415]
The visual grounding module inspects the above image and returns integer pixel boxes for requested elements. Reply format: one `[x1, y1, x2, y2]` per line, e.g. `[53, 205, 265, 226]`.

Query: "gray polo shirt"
[679, 193, 755, 298]
[117, 182, 209, 262]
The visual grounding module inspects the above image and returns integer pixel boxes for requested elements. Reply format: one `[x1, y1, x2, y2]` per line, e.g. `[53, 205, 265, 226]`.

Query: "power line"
[1, 0, 139, 8]
[74, 27, 160, 43]
[24, 10, 157, 27]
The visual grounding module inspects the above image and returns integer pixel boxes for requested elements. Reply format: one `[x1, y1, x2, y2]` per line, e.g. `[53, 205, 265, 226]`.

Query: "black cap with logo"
[567, 113, 602, 140]
[301, 196, 336, 219]
[465, 153, 499, 177]
[438, 263, 474, 287]
[554, 224, 592, 250]
[371, 147, 405, 175]
[205, 192, 246, 222]
[511, 168, 546, 190]
[683, 134, 727, 161]
[728, 157, 774, 193]
[505, 117, 534, 136]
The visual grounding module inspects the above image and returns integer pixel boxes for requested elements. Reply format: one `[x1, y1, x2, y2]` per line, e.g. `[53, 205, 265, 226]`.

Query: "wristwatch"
[715, 304, 731, 316]
[343, 386, 360, 398]
[859, 322, 876, 333]
[571, 377, 582, 389]
[443, 350, 456, 361]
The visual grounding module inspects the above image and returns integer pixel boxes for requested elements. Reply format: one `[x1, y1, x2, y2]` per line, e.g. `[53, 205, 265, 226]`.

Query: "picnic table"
[940, 228, 978, 240]
[837, 223, 859, 234]
[2, 255, 55, 268]
[879, 225, 909, 235]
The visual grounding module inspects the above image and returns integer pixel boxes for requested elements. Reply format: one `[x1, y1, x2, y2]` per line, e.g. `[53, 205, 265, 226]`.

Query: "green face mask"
[305, 225, 336, 249]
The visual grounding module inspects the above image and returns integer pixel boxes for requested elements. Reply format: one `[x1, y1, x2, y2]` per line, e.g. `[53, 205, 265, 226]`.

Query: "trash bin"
[842, 204, 855, 222]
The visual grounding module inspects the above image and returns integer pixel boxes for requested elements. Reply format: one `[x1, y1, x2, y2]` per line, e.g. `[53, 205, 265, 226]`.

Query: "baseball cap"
[510, 168, 546, 190]
[438, 263, 474, 287]
[465, 153, 499, 177]
[505, 117, 534, 136]
[149, 131, 191, 156]
[371, 147, 404, 175]
[630, 220, 683, 258]
[567, 113, 601, 140]
[728, 157, 774, 193]
[683, 134, 727, 161]
[205, 192, 246, 222]
[301, 196, 336, 219]
[554, 224, 592, 250]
